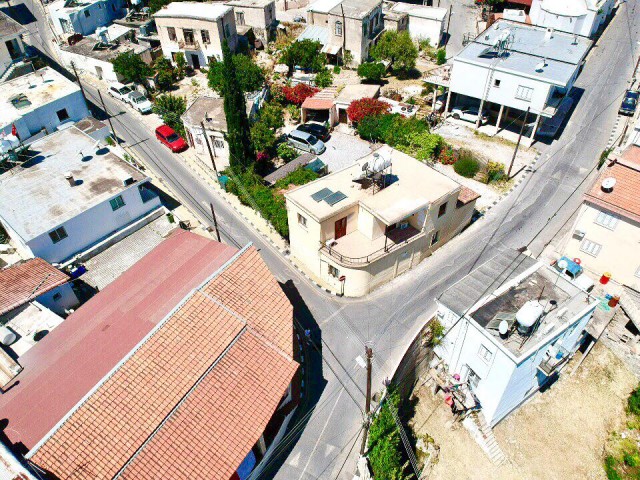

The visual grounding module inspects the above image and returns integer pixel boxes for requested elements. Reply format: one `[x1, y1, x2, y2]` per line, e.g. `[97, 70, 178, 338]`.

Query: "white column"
[527, 113, 541, 146]
[444, 89, 452, 117]
[495, 104, 504, 134]
[432, 87, 438, 111]
[475, 98, 485, 129]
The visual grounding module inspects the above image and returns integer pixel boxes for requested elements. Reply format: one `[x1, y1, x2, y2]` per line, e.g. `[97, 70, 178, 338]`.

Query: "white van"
[287, 129, 326, 155]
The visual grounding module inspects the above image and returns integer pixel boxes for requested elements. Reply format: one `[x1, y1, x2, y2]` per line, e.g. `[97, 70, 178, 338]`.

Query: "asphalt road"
[8, 0, 640, 478]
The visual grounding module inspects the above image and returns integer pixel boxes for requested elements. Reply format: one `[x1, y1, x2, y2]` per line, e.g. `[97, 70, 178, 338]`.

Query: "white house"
[0, 11, 28, 82]
[382, 1, 446, 47]
[154, 2, 238, 69]
[225, 0, 276, 46]
[435, 249, 598, 426]
[441, 20, 591, 143]
[0, 126, 162, 264]
[48, 0, 127, 38]
[529, 0, 615, 38]
[0, 67, 90, 142]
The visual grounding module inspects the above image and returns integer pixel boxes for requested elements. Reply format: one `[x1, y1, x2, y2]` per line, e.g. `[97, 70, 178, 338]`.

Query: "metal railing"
[178, 39, 200, 49]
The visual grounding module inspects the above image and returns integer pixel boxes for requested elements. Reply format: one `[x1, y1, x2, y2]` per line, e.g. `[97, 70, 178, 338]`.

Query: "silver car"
[287, 129, 326, 155]
[127, 91, 153, 114]
[451, 106, 488, 125]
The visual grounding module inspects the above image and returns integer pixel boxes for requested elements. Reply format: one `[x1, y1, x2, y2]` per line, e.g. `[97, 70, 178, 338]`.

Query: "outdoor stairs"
[0, 60, 33, 83]
[469, 411, 509, 466]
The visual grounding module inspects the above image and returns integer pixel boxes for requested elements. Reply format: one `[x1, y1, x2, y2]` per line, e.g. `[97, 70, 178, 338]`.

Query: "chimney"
[545, 27, 554, 40]
[64, 172, 75, 187]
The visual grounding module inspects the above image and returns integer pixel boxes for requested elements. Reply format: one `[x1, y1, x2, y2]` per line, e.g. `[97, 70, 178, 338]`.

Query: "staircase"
[0, 60, 34, 83]
[467, 411, 508, 466]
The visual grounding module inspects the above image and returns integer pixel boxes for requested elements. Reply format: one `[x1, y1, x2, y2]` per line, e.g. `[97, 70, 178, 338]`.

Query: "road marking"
[318, 305, 347, 327]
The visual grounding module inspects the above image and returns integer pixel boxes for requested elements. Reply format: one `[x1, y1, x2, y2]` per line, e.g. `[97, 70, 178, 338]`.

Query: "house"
[334, 83, 380, 123]
[561, 145, 640, 291]
[0, 12, 30, 82]
[59, 30, 152, 82]
[440, 20, 591, 144]
[0, 230, 299, 480]
[382, 1, 447, 47]
[225, 0, 276, 46]
[300, 84, 380, 125]
[0, 126, 162, 264]
[435, 249, 598, 426]
[529, 0, 615, 38]
[303, 0, 384, 65]
[154, 2, 238, 69]
[0, 67, 90, 142]
[285, 145, 479, 296]
[48, 0, 126, 38]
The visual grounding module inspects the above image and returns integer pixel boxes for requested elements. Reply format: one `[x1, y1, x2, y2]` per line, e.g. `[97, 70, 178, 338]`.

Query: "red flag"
[11, 124, 18, 139]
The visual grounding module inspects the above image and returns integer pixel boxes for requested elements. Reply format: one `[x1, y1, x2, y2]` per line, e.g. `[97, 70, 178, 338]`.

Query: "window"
[466, 366, 480, 390]
[328, 265, 340, 278]
[431, 230, 440, 246]
[297, 213, 307, 228]
[236, 11, 245, 25]
[109, 195, 126, 211]
[515, 85, 533, 102]
[580, 238, 602, 257]
[478, 344, 492, 363]
[84, 9, 90, 17]
[60, 18, 72, 34]
[363, 22, 368, 37]
[49, 226, 68, 244]
[594, 211, 618, 230]
[201, 29, 210, 44]
[183, 28, 195, 45]
[494, 79, 501, 87]
[213, 139, 225, 149]
[335, 21, 342, 36]
[167, 27, 177, 41]
[56, 108, 70, 122]
[53, 292, 62, 301]
[438, 202, 447, 218]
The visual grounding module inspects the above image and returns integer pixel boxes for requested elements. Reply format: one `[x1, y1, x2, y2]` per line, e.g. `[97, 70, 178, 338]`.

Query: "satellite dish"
[498, 320, 508, 336]
[601, 177, 616, 192]
[557, 259, 569, 270]
[361, 162, 369, 171]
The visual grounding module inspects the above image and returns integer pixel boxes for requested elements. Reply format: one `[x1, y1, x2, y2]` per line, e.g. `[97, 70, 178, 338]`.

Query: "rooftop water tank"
[0, 326, 17, 346]
[516, 300, 544, 335]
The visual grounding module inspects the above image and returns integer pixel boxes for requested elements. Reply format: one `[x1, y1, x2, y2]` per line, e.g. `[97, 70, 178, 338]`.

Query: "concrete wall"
[24, 180, 162, 264]
[50, 0, 126, 37]
[36, 283, 80, 316]
[231, 2, 275, 43]
[59, 48, 152, 82]
[563, 203, 640, 291]
[407, 15, 444, 46]
[530, 0, 614, 38]
[184, 124, 231, 170]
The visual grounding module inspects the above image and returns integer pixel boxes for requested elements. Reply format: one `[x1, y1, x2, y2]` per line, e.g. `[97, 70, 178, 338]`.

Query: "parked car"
[433, 93, 447, 111]
[287, 129, 326, 155]
[619, 90, 639, 116]
[296, 122, 330, 142]
[451, 106, 488, 125]
[155, 125, 188, 153]
[108, 82, 135, 101]
[552, 256, 595, 292]
[127, 91, 153, 114]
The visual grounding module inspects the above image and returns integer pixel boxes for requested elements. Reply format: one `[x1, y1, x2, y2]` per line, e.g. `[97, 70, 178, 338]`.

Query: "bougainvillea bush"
[282, 84, 319, 106]
[346, 98, 391, 124]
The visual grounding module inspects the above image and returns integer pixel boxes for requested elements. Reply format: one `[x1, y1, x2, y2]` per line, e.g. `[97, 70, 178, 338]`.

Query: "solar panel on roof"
[311, 188, 333, 202]
[324, 191, 347, 206]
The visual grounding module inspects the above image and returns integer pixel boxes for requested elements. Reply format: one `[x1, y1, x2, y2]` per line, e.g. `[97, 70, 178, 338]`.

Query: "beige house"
[561, 145, 640, 291]
[154, 2, 237, 69]
[226, 0, 276, 45]
[285, 146, 479, 296]
[302, 0, 384, 65]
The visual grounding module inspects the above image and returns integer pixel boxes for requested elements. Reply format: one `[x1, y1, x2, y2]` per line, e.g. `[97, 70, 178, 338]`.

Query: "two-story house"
[435, 249, 598, 426]
[285, 146, 479, 296]
[0, 126, 162, 264]
[529, 0, 615, 39]
[48, 0, 126, 38]
[302, 0, 384, 65]
[440, 20, 591, 144]
[0, 12, 29, 82]
[226, 0, 276, 46]
[382, 1, 446, 47]
[154, 2, 238, 69]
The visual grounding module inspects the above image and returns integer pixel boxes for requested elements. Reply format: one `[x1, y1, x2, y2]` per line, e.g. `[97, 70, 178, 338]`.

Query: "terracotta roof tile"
[457, 186, 481, 205]
[0, 258, 69, 315]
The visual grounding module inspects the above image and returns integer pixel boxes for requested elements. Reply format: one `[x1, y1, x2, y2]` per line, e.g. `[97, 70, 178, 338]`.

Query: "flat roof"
[330, 0, 381, 19]
[226, 0, 274, 8]
[307, 0, 342, 14]
[387, 2, 447, 21]
[0, 126, 147, 242]
[60, 36, 149, 61]
[181, 95, 255, 131]
[0, 67, 82, 129]
[335, 83, 380, 105]
[0, 11, 26, 40]
[48, 0, 105, 13]
[456, 20, 592, 86]
[154, 1, 232, 21]
[286, 145, 461, 224]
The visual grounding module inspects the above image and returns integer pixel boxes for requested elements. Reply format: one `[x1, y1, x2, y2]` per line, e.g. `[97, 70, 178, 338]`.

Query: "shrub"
[427, 319, 445, 346]
[250, 121, 277, 153]
[258, 101, 285, 130]
[628, 385, 640, 416]
[438, 144, 457, 165]
[208, 54, 265, 94]
[604, 456, 622, 480]
[274, 167, 318, 189]
[152, 94, 186, 136]
[486, 161, 506, 183]
[111, 51, 153, 85]
[270, 83, 286, 103]
[333, 65, 341, 74]
[436, 48, 447, 65]
[347, 98, 391, 124]
[286, 103, 301, 123]
[281, 39, 326, 72]
[277, 142, 298, 162]
[454, 150, 480, 178]
[357, 61, 386, 83]
[282, 83, 319, 105]
[314, 68, 333, 88]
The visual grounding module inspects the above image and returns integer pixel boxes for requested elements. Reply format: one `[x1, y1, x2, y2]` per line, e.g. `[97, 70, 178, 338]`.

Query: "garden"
[603, 385, 640, 480]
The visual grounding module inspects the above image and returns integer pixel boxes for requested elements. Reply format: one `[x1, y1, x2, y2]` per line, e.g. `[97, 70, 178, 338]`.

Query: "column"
[495, 104, 505, 134]
[444, 89, 452, 118]
[527, 113, 541, 147]
[432, 87, 438, 111]
[475, 98, 485, 129]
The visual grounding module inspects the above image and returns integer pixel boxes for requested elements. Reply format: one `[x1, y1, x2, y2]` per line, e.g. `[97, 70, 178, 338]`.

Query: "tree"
[221, 41, 254, 169]
[282, 83, 319, 106]
[174, 52, 187, 78]
[314, 68, 333, 88]
[111, 51, 152, 85]
[258, 101, 284, 130]
[153, 57, 177, 91]
[281, 39, 326, 73]
[371, 31, 418, 72]
[250, 121, 277, 153]
[152, 94, 186, 135]
[346, 98, 391, 124]
[207, 54, 265, 94]
[357, 61, 386, 83]
[435, 48, 447, 65]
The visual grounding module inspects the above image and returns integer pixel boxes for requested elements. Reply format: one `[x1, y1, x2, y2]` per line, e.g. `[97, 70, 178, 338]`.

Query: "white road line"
[318, 305, 347, 327]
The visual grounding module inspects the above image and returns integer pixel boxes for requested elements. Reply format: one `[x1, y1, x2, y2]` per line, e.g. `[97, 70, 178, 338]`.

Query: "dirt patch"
[409, 343, 637, 480]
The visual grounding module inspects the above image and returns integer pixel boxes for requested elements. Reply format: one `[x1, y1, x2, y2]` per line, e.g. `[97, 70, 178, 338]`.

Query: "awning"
[301, 97, 335, 110]
[323, 44, 342, 55]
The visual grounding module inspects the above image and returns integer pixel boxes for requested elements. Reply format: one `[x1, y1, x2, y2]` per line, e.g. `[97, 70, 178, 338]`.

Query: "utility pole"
[70, 62, 89, 107]
[359, 346, 373, 456]
[209, 202, 222, 243]
[507, 107, 530, 178]
[201, 121, 219, 177]
[97, 90, 119, 145]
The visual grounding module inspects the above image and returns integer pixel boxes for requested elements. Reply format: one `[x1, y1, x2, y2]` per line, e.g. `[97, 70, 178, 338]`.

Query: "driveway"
[318, 131, 373, 172]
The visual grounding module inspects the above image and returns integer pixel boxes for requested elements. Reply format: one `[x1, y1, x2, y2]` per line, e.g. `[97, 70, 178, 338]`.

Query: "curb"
[483, 153, 541, 214]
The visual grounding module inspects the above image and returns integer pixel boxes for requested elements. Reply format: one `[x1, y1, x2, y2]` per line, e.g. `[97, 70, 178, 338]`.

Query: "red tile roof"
[24, 237, 297, 480]
[0, 258, 70, 315]
[302, 97, 335, 110]
[585, 150, 640, 223]
[457, 186, 481, 205]
[0, 230, 238, 449]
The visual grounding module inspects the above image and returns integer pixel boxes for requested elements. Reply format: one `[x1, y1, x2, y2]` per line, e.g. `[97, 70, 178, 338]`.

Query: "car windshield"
[623, 98, 636, 106]
[134, 96, 146, 104]
[120, 87, 133, 95]
[628, 91, 640, 99]
[166, 133, 180, 143]
[308, 136, 318, 145]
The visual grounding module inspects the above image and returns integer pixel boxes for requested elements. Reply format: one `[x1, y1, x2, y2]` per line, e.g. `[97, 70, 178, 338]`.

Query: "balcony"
[320, 225, 424, 267]
[178, 39, 200, 49]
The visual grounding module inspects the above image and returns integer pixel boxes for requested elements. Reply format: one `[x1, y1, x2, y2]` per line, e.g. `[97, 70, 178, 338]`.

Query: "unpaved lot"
[410, 343, 637, 480]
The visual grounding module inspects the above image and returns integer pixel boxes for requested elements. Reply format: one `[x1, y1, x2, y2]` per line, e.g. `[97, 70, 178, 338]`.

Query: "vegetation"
[207, 54, 265, 94]
[259, 101, 285, 130]
[628, 385, 640, 416]
[149, 0, 172, 13]
[437, 144, 457, 165]
[599, 146, 614, 169]
[282, 83, 319, 106]
[286, 103, 301, 123]
[111, 51, 152, 85]
[277, 142, 298, 162]
[281, 39, 327, 73]
[436, 48, 447, 65]
[174, 52, 187, 78]
[153, 57, 177, 91]
[314, 68, 333, 88]
[152, 94, 186, 136]
[454, 150, 481, 178]
[274, 167, 318, 189]
[371, 31, 418, 73]
[250, 121, 277, 156]
[333, 65, 341, 74]
[357, 61, 387, 83]
[221, 41, 254, 169]
[347, 98, 391, 124]
[426, 319, 445, 347]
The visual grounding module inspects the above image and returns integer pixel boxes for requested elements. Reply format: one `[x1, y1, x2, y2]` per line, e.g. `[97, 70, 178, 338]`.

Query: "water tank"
[515, 300, 544, 335]
[369, 152, 392, 173]
[0, 326, 16, 346]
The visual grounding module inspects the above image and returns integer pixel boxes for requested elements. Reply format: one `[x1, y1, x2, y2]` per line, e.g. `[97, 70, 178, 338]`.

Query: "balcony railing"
[178, 39, 200, 49]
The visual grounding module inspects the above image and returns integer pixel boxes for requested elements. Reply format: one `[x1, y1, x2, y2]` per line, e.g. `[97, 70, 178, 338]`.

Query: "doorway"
[5, 39, 20, 60]
[190, 53, 200, 69]
[334, 217, 347, 239]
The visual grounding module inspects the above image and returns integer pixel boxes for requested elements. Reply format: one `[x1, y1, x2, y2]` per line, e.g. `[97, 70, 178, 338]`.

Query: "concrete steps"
[469, 411, 508, 466]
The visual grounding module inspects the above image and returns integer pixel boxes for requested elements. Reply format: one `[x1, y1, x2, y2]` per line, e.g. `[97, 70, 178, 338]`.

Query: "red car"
[155, 125, 188, 153]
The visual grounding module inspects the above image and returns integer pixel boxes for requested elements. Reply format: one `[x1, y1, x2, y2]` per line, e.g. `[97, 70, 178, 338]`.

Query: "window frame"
[201, 29, 210, 44]
[167, 26, 177, 41]
[438, 202, 447, 218]
[328, 264, 340, 278]
[580, 238, 602, 257]
[515, 85, 533, 102]
[431, 230, 440, 246]
[48, 226, 68, 244]
[335, 20, 342, 36]
[297, 213, 308, 228]
[56, 108, 70, 122]
[84, 9, 90, 17]
[109, 195, 126, 211]
[594, 210, 619, 230]
[494, 78, 501, 88]
[478, 344, 492, 363]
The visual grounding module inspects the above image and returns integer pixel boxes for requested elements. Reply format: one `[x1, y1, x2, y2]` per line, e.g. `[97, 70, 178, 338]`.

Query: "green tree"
[111, 51, 152, 85]
[258, 101, 285, 130]
[174, 52, 187, 78]
[357, 61, 386, 82]
[250, 121, 277, 153]
[371, 31, 418, 72]
[221, 41, 254, 168]
[152, 94, 186, 135]
[314, 68, 333, 88]
[154, 57, 177, 91]
[281, 39, 326, 73]
[207, 54, 265, 94]
[435, 48, 447, 65]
